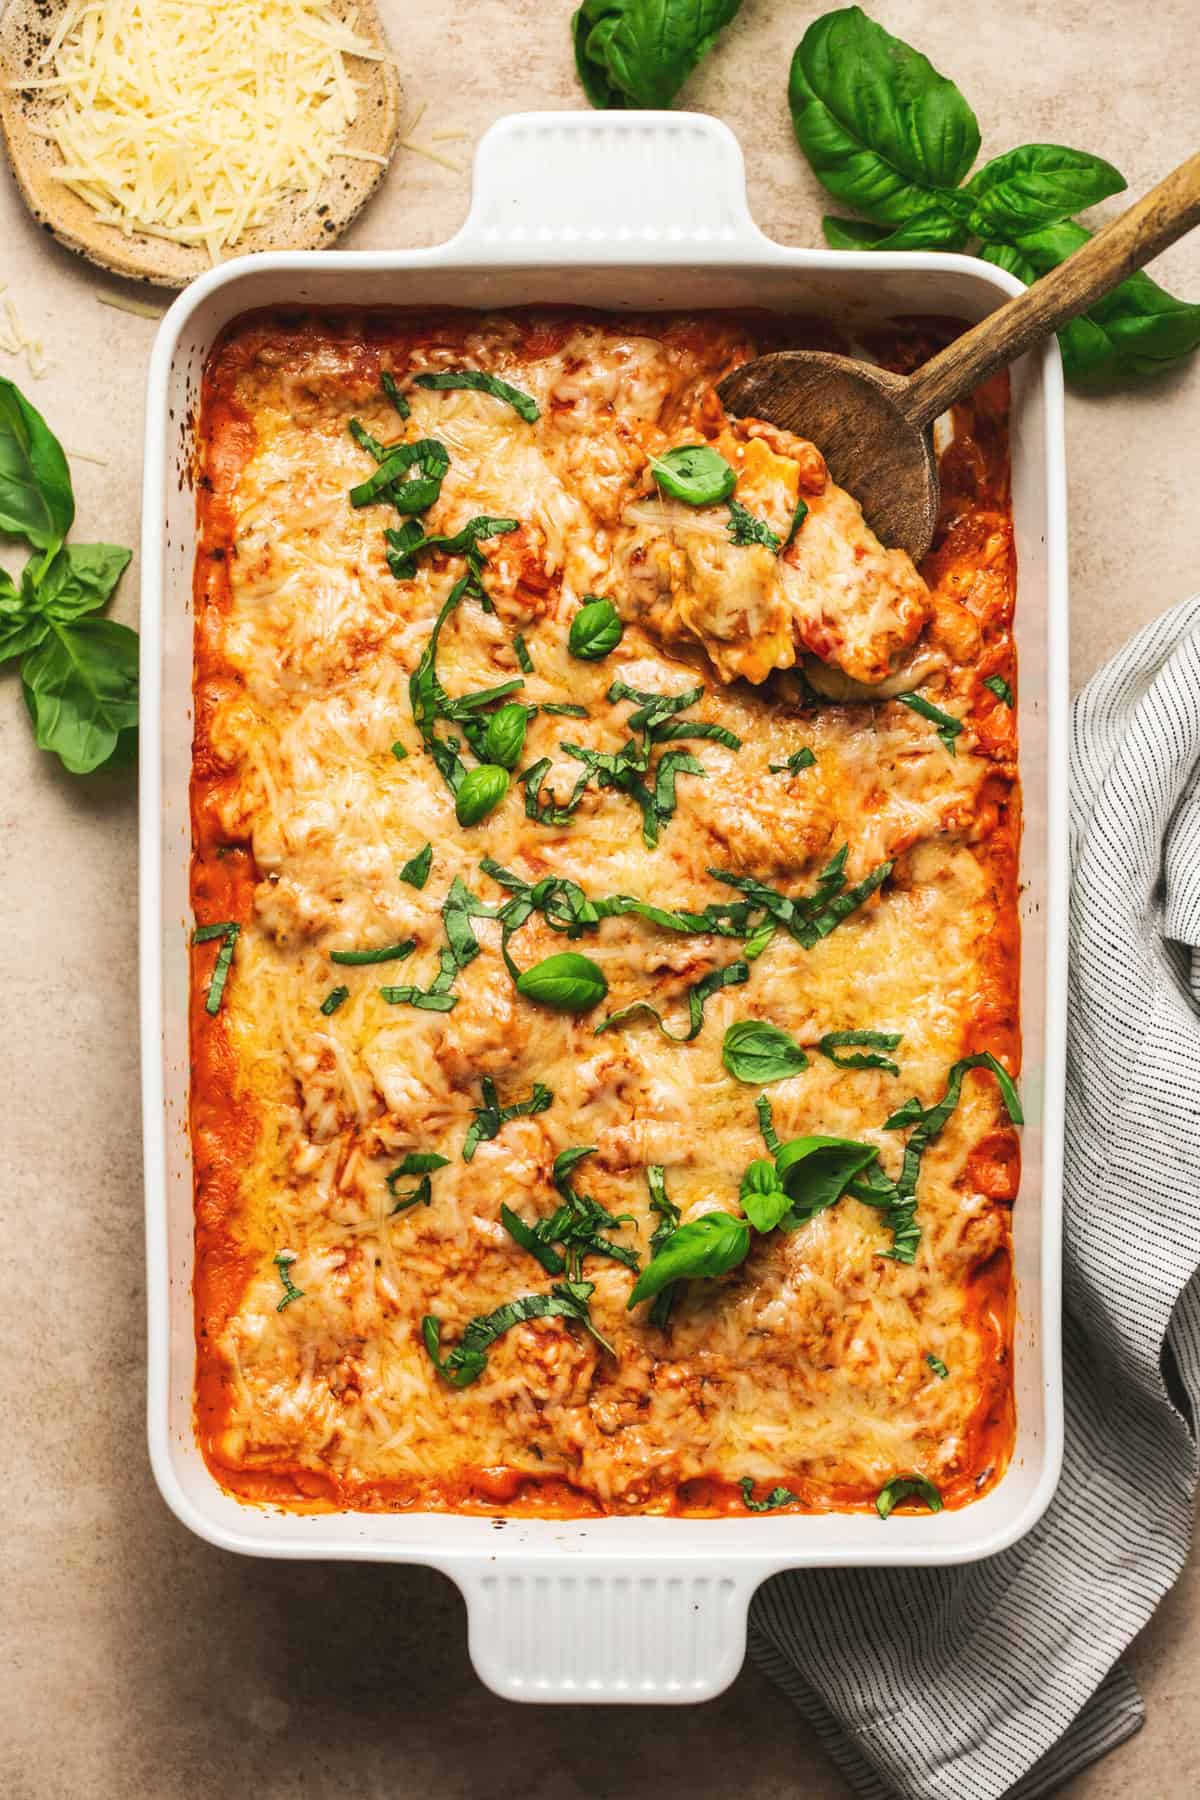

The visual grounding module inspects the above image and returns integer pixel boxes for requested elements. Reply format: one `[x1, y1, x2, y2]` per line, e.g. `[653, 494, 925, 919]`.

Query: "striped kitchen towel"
[750, 595, 1200, 1799]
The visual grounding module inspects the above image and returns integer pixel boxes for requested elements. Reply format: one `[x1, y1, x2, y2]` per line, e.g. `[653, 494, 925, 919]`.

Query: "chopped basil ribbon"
[423, 1280, 610, 1388]
[862, 1051, 1024, 1263]
[399, 842, 433, 889]
[409, 572, 526, 796]
[926, 1354, 950, 1379]
[784, 497, 809, 547]
[349, 436, 450, 513]
[645, 1164, 682, 1328]
[272, 1250, 304, 1312]
[769, 746, 816, 775]
[412, 368, 540, 423]
[726, 498, 781, 551]
[320, 985, 349, 1016]
[984, 673, 1014, 706]
[348, 417, 389, 461]
[740, 1477, 801, 1512]
[380, 876, 496, 1013]
[329, 939, 416, 966]
[501, 1145, 638, 1280]
[755, 1094, 781, 1155]
[513, 633, 534, 673]
[391, 740, 408, 761]
[875, 1475, 944, 1520]
[539, 701, 589, 718]
[898, 690, 963, 755]
[455, 763, 509, 826]
[386, 1150, 450, 1214]
[386, 514, 518, 582]
[709, 846, 893, 950]
[596, 959, 749, 1043]
[650, 443, 737, 506]
[462, 1076, 553, 1162]
[722, 1020, 809, 1084]
[516, 950, 608, 1012]
[627, 1211, 750, 1308]
[381, 371, 411, 420]
[818, 1028, 903, 1076]
[568, 596, 624, 660]
[193, 920, 240, 1015]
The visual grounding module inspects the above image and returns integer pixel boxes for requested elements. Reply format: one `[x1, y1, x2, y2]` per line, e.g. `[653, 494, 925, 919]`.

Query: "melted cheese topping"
[191, 311, 1021, 1518]
[31, 2, 389, 260]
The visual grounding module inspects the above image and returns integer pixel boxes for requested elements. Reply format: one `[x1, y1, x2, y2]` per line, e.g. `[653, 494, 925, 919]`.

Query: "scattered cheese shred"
[0, 284, 51, 379]
[94, 289, 165, 319]
[30, 1, 390, 260]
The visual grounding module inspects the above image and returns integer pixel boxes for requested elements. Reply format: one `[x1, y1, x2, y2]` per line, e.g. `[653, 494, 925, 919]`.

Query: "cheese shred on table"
[27, 1, 389, 260]
[191, 309, 1022, 1519]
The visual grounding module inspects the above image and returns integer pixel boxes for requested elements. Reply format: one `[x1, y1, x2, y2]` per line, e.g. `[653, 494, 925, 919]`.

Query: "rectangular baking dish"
[140, 111, 1068, 1704]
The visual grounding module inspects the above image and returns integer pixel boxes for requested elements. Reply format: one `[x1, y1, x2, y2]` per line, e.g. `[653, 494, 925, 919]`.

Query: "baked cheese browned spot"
[190, 311, 1019, 1518]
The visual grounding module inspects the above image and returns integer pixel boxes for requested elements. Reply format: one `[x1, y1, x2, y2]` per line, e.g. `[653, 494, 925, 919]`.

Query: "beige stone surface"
[1, 3, 1198, 1796]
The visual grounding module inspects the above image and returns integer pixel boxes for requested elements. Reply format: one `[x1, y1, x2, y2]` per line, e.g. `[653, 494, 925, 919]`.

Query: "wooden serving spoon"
[718, 154, 1200, 564]
[0, 0, 401, 288]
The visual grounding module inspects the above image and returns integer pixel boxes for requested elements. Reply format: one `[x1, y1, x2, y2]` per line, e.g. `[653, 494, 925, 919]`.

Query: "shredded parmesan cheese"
[0, 285, 50, 379]
[30, 1, 391, 260]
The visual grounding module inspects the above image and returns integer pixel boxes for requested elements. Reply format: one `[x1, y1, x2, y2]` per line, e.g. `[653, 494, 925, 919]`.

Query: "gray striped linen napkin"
[749, 595, 1200, 1800]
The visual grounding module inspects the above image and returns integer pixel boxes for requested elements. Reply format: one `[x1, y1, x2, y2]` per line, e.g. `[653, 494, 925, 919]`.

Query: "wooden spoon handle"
[901, 153, 1200, 428]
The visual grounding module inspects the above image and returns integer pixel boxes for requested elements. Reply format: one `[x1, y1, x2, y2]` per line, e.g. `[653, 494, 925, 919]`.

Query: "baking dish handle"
[448, 110, 769, 258]
[457, 1561, 756, 1704]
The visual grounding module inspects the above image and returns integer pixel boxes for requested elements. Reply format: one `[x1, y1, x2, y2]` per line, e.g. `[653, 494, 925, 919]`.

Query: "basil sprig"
[423, 1279, 611, 1388]
[462, 1075, 553, 1162]
[722, 1020, 809, 1084]
[386, 1150, 450, 1214]
[650, 443, 737, 506]
[875, 1475, 943, 1520]
[193, 921, 240, 1015]
[572, 0, 744, 109]
[626, 1210, 750, 1309]
[0, 379, 137, 773]
[413, 369, 540, 423]
[740, 1477, 801, 1512]
[791, 8, 1199, 385]
[502, 1145, 638, 1279]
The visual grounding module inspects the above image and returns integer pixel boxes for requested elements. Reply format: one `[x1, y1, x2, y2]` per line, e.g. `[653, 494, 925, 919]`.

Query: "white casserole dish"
[140, 111, 1068, 1704]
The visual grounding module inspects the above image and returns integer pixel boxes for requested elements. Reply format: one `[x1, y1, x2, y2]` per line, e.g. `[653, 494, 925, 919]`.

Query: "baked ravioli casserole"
[190, 310, 1022, 1518]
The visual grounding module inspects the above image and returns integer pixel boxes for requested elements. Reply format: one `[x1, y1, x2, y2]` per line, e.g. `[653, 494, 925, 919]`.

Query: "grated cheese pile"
[25, 1, 391, 260]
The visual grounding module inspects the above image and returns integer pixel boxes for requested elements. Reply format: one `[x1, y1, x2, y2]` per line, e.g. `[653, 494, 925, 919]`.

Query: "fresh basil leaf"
[350, 437, 450, 512]
[818, 1028, 902, 1076]
[965, 144, 1125, 237]
[455, 762, 509, 826]
[462, 1076, 554, 1163]
[399, 842, 433, 889]
[897, 690, 963, 755]
[769, 747, 816, 775]
[0, 377, 74, 550]
[984, 674, 1014, 707]
[650, 443, 737, 506]
[875, 1474, 943, 1520]
[34, 543, 132, 621]
[413, 369, 540, 423]
[773, 1134, 881, 1227]
[626, 1210, 749, 1308]
[481, 702, 531, 770]
[726, 498, 780, 551]
[740, 1477, 800, 1512]
[568, 595, 624, 660]
[722, 1020, 809, 1084]
[789, 8, 979, 228]
[193, 920, 240, 1015]
[0, 566, 48, 662]
[573, 0, 744, 110]
[980, 222, 1200, 384]
[320, 985, 349, 1015]
[329, 939, 415, 966]
[739, 1158, 793, 1233]
[273, 1250, 304, 1312]
[926, 1354, 949, 1379]
[822, 208, 969, 251]
[516, 950, 608, 1012]
[21, 617, 139, 773]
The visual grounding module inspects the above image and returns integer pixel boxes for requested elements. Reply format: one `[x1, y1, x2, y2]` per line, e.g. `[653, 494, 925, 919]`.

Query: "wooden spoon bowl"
[720, 153, 1200, 564]
[0, 0, 401, 289]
